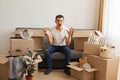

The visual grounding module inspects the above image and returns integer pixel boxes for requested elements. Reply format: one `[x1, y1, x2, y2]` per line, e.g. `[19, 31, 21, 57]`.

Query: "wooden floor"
[24, 69, 78, 80]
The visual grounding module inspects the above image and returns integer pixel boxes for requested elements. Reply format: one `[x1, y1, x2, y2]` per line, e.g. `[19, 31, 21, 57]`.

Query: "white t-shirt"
[51, 26, 69, 46]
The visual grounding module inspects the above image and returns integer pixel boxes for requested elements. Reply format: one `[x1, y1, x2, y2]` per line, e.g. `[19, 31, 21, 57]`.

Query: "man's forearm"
[66, 35, 71, 45]
[47, 35, 53, 45]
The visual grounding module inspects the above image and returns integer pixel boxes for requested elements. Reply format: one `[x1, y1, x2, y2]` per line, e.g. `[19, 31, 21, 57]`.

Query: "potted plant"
[23, 50, 42, 80]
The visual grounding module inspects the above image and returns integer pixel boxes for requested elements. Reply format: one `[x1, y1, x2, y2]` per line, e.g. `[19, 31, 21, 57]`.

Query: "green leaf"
[27, 50, 32, 58]
[26, 58, 31, 62]
[33, 53, 39, 60]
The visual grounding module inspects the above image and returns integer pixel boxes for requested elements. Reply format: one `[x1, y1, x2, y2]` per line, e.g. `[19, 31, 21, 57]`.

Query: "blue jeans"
[45, 45, 71, 70]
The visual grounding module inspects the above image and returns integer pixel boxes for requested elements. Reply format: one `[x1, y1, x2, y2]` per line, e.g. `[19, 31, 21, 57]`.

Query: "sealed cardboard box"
[32, 37, 44, 50]
[0, 53, 10, 57]
[74, 38, 88, 50]
[68, 63, 97, 80]
[87, 55, 119, 80]
[0, 56, 9, 80]
[10, 50, 24, 56]
[10, 38, 34, 56]
[84, 42, 102, 55]
[73, 30, 94, 50]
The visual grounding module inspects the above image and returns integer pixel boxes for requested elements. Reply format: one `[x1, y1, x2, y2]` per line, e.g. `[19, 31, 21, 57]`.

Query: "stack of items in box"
[10, 28, 45, 56]
[83, 30, 114, 56]
[68, 57, 98, 80]
[69, 30, 119, 80]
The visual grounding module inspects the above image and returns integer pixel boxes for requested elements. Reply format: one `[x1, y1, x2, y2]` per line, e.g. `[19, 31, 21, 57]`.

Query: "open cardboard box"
[12, 29, 45, 37]
[0, 53, 10, 80]
[68, 62, 97, 80]
[73, 30, 95, 50]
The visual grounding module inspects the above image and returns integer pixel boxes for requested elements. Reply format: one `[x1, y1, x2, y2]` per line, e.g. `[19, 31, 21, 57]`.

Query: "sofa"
[13, 28, 83, 69]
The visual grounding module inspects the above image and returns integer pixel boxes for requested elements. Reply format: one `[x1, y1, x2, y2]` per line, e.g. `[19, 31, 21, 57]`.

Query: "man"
[44, 14, 74, 75]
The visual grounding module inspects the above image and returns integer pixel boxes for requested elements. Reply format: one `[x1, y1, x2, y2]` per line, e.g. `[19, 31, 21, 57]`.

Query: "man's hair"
[55, 14, 64, 19]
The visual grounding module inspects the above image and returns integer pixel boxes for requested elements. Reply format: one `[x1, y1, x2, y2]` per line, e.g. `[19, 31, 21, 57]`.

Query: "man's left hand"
[67, 27, 74, 36]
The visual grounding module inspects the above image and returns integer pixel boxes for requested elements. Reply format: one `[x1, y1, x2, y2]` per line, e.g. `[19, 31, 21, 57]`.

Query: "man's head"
[55, 14, 64, 27]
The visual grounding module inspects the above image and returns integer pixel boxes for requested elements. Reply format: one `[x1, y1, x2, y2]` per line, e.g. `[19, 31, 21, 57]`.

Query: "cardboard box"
[87, 55, 119, 80]
[12, 28, 45, 50]
[68, 62, 97, 80]
[84, 42, 103, 55]
[32, 37, 44, 50]
[73, 30, 94, 50]
[0, 55, 9, 80]
[73, 30, 95, 38]
[0, 53, 10, 57]
[10, 38, 34, 56]
[74, 38, 88, 50]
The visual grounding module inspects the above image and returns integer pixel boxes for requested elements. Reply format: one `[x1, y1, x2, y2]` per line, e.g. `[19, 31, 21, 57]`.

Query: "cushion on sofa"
[40, 50, 83, 60]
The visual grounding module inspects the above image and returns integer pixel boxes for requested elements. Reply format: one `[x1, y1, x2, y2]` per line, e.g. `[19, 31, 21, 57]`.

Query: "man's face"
[55, 18, 64, 26]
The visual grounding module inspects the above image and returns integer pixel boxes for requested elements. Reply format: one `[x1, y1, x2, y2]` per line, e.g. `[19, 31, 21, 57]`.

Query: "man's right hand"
[44, 28, 53, 45]
[44, 28, 52, 36]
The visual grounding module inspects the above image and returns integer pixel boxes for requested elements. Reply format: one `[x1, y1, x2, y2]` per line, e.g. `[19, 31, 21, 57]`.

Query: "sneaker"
[64, 70, 70, 75]
[44, 69, 52, 75]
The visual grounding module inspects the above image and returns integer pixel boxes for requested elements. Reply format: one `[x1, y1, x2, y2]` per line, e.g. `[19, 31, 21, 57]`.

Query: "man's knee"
[64, 46, 71, 54]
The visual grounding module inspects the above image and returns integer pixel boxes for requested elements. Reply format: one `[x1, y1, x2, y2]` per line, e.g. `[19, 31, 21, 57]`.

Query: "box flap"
[12, 29, 45, 37]
[28, 29, 45, 37]
[67, 65, 84, 71]
[85, 68, 98, 72]
[0, 53, 10, 57]
[0, 57, 9, 64]
[73, 30, 94, 37]
[12, 29, 25, 34]
[69, 62, 79, 65]
[90, 55, 120, 61]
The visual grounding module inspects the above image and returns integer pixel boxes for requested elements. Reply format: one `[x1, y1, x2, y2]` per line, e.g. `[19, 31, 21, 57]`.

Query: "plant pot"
[26, 75, 32, 80]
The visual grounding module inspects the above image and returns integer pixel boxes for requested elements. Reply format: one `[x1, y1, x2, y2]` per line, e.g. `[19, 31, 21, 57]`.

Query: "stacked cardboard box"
[87, 55, 119, 80]
[12, 29, 45, 49]
[83, 39, 119, 80]
[70, 30, 119, 80]
[73, 30, 94, 50]
[11, 28, 46, 56]
[0, 53, 10, 80]
[84, 42, 103, 55]
[10, 38, 34, 56]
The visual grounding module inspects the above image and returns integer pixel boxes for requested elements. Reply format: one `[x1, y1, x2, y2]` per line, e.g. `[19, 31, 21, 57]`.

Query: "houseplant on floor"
[23, 49, 42, 80]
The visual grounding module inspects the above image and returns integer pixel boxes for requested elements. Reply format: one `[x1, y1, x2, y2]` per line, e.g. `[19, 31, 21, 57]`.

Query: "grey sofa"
[15, 28, 83, 69]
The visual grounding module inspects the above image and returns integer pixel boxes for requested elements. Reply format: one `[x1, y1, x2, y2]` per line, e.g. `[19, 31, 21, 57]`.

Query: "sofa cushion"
[40, 50, 83, 60]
